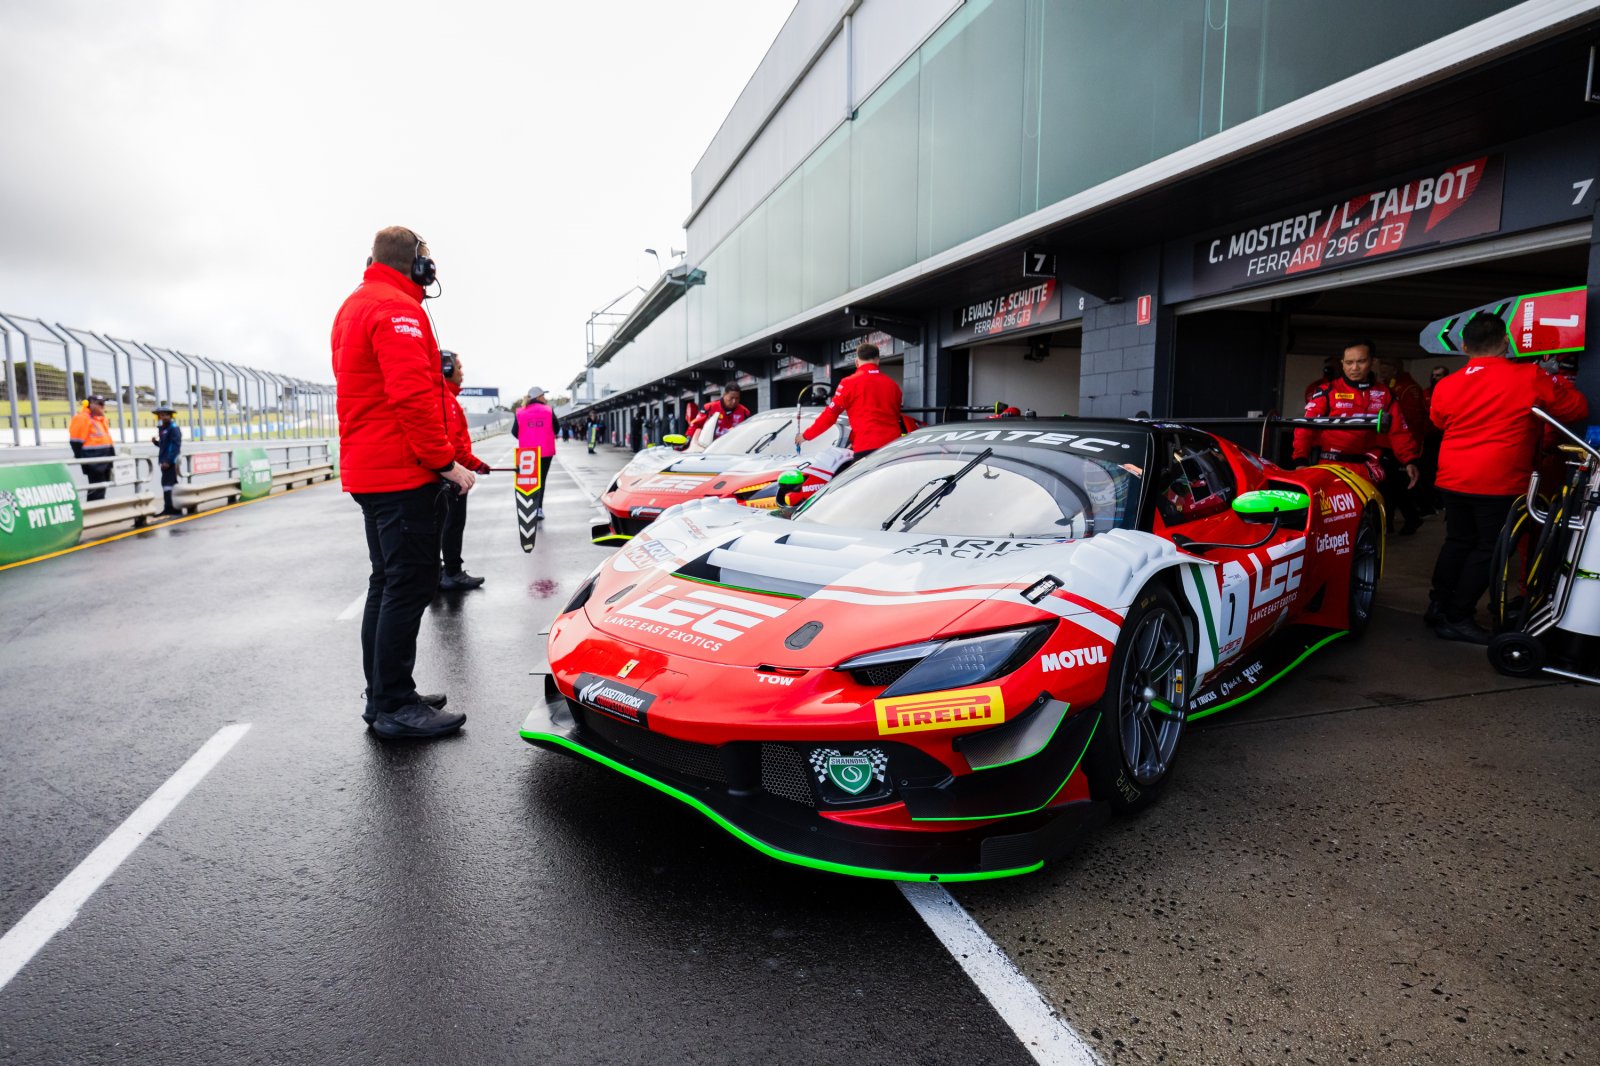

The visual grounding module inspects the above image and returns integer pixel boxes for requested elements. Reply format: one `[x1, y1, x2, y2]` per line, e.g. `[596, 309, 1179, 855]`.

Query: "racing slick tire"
[1346, 505, 1382, 639]
[1487, 631, 1545, 678]
[1083, 583, 1192, 814]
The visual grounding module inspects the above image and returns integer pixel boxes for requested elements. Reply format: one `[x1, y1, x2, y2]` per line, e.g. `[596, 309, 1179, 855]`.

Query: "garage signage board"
[1190, 155, 1505, 297]
[0, 462, 83, 565]
[1418, 286, 1586, 357]
[948, 279, 1061, 345]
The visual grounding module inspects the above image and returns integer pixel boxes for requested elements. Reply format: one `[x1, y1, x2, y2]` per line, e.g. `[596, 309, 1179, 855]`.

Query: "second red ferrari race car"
[593, 408, 852, 539]
[526, 419, 1383, 880]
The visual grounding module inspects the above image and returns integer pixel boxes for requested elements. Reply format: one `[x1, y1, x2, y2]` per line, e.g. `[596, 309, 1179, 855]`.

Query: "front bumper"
[520, 677, 1108, 881]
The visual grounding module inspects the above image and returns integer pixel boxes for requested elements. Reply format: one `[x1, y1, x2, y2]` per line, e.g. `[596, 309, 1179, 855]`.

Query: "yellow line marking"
[0, 477, 339, 573]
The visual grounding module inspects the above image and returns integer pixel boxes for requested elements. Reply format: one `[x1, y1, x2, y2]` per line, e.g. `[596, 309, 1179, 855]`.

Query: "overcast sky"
[0, 0, 796, 400]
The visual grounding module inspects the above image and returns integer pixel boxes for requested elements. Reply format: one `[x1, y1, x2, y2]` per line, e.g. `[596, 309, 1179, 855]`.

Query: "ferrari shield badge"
[809, 748, 888, 799]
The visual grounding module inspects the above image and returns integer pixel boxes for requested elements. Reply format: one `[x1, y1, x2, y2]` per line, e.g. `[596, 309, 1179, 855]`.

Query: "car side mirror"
[663, 433, 689, 451]
[1232, 488, 1310, 524]
[775, 470, 806, 507]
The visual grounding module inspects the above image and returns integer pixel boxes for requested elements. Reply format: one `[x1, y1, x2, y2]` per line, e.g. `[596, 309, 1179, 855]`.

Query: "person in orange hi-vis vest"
[68, 394, 116, 501]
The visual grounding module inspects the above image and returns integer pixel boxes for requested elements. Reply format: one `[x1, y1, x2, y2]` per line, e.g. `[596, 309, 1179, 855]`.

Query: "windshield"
[794, 432, 1148, 539]
[704, 409, 847, 457]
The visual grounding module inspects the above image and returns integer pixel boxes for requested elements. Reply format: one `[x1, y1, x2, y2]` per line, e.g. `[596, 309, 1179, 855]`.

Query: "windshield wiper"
[886, 447, 994, 532]
[748, 420, 792, 453]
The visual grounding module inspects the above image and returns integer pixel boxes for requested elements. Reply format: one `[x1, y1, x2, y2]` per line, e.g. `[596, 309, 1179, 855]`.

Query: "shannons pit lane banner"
[236, 447, 273, 501]
[1192, 155, 1505, 296]
[0, 462, 83, 564]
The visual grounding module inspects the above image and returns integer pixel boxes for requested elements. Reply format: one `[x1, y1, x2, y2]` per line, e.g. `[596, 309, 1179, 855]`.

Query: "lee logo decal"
[875, 686, 1005, 735]
[637, 473, 714, 493]
[615, 583, 788, 641]
[1040, 647, 1108, 671]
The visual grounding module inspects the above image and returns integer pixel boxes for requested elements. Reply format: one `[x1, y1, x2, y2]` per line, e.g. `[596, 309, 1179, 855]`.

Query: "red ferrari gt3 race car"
[524, 419, 1383, 881]
[594, 408, 852, 539]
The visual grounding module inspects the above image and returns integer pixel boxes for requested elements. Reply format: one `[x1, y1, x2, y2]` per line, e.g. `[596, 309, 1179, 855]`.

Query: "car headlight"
[837, 623, 1053, 698]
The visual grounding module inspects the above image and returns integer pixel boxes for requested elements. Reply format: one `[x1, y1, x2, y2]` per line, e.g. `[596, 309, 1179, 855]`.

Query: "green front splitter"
[520, 694, 1105, 882]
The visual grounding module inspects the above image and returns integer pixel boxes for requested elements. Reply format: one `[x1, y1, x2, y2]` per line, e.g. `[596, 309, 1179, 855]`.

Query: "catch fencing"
[0, 311, 335, 447]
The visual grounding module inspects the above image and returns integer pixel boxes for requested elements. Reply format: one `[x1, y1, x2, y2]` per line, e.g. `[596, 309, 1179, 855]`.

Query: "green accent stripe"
[521, 730, 1043, 882]
[1188, 564, 1219, 662]
[674, 572, 805, 599]
[912, 713, 1100, 822]
[1187, 631, 1348, 721]
[592, 534, 633, 545]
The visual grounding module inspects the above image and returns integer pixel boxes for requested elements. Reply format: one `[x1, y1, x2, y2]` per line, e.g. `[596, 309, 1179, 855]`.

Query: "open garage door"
[962, 326, 1083, 418]
[1170, 230, 1591, 431]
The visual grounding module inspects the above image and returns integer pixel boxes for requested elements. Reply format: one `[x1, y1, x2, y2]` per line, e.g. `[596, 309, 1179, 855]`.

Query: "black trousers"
[81, 447, 114, 502]
[355, 483, 444, 714]
[528, 455, 554, 510]
[1380, 454, 1420, 528]
[1430, 489, 1518, 623]
[440, 487, 468, 574]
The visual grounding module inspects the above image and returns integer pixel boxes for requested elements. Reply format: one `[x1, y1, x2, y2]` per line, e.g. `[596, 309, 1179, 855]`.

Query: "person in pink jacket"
[515, 386, 557, 519]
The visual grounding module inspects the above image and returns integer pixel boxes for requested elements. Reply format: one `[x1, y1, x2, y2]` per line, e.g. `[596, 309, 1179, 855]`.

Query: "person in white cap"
[515, 386, 556, 519]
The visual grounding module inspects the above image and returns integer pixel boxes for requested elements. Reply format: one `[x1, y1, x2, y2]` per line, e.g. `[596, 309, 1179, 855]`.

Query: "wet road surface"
[1, 440, 1595, 1064]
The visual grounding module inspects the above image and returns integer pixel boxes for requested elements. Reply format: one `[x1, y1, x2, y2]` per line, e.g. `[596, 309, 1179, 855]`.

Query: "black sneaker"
[362, 690, 446, 724]
[372, 702, 467, 739]
[439, 570, 486, 591]
[1423, 600, 1445, 627]
[1434, 618, 1492, 645]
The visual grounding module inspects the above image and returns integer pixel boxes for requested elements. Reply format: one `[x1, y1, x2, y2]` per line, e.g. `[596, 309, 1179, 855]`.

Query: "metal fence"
[0, 311, 335, 447]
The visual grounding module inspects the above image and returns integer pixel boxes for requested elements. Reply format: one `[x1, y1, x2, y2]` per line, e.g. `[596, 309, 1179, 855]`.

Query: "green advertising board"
[235, 447, 274, 501]
[0, 462, 84, 565]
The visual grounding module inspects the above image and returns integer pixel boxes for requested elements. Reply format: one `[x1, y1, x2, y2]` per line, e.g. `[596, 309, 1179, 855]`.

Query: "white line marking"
[552, 453, 602, 506]
[0, 723, 253, 991]
[899, 883, 1100, 1066]
[336, 592, 366, 622]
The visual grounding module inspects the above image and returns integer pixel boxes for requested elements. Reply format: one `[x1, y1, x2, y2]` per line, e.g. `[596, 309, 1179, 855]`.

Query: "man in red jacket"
[439, 350, 493, 592]
[797, 342, 904, 457]
[687, 386, 750, 440]
[1292, 342, 1420, 490]
[1426, 312, 1590, 643]
[332, 226, 474, 738]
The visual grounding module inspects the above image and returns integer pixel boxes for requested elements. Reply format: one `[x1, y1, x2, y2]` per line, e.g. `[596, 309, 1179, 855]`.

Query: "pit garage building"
[572, 0, 1600, 451]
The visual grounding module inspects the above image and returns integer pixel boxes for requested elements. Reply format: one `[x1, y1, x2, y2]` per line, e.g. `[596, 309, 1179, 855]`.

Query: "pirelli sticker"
[874, 686, 1005, 736]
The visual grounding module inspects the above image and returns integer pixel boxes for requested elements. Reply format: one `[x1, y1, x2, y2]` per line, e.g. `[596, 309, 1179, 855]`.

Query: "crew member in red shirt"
[332, 226, 473, 739]
[1426, 312, 1589, 643]
[1291, 342, 1420, 490]
[797, 342, 904, 457]
[439, 350, 493, 592]
[686, 386, 750, 440]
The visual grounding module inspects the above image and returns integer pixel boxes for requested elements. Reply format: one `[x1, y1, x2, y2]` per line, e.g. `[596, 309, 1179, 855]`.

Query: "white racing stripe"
[899, 883, 1101, 1066]
[0, 723, 253, 991]
[336, 592, 366, 622]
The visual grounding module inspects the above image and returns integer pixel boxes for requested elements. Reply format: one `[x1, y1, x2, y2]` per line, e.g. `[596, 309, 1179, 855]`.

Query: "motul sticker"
[874, 686, 1005, 735]
[1039, 647, 1108, 672]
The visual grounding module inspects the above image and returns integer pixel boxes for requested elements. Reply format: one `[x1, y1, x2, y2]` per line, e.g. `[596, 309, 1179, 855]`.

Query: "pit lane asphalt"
[0, 439, 1031, 1066]
[2, 442, 1595, 1065]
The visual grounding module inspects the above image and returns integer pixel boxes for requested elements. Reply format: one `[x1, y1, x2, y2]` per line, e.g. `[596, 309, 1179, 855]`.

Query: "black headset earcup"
[412, 255, 436, 287]
[441, 352, 455, 378]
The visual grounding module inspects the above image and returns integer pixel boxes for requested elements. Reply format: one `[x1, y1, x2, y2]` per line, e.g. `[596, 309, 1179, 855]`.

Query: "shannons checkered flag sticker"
[808, 748, 888, 796]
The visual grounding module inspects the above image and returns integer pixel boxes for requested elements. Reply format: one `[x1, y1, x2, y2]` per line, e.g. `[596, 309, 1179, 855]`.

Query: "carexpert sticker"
[574, 672, 655, 726]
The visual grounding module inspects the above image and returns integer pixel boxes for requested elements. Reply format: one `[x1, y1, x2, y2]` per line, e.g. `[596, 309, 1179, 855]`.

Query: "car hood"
[579, 499, 1177, 669]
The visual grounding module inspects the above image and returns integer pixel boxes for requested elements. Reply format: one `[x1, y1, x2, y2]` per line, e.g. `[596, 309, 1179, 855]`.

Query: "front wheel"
[1083, 584, 1192, 814]
[1345, 505, 1381, 638]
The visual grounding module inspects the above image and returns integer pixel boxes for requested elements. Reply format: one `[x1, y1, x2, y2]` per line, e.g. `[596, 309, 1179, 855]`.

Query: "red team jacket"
[331, 264, 456, 493]
[688, 401, 751, 438]
[1430, 356, 1589, 496]
[1292, 376, 1421, 469]
[445, 380, 488, 473]
[802, 364, 904, 454]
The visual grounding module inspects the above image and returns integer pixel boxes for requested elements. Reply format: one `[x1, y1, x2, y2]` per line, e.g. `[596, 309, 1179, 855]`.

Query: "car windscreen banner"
[0, 462, 83, 565]
[1191, 154, 1505, 296]
[883, 425, 1148, 459]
